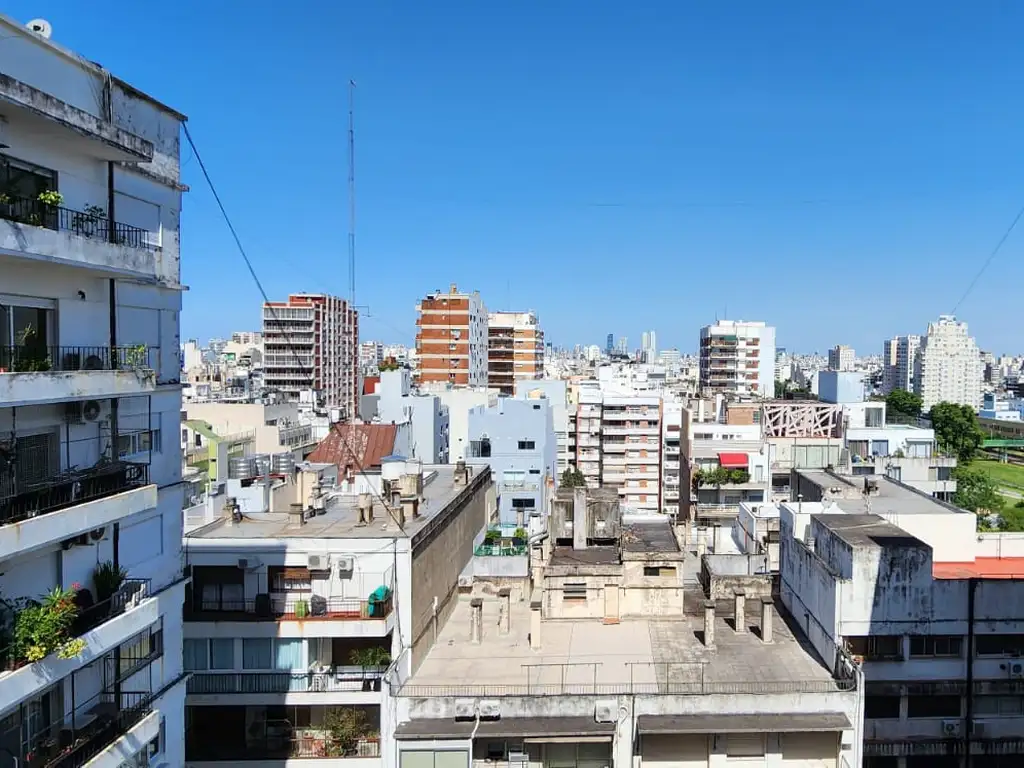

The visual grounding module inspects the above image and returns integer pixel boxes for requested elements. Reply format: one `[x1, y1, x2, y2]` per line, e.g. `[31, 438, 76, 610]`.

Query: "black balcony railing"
[186, 730, 381, 761]
[0, 194, 151, 249]
[0, 344, 157, 374]
[0, 460, 149, 527]
[185, 594, 393, 622]
[188, 668, 386, 695]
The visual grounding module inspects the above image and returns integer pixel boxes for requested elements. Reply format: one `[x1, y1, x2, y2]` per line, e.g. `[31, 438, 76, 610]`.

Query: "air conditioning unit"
[1010, 662, 1024, 678]
[941, 720, 961, 737]
[477, 700, 501, 720]
[307, 554, 330, 571]
[594, 700, 617, 723]
[336, 557, 354, 574]
[89, 527, 107, 542]
[454, 699, 476, 720]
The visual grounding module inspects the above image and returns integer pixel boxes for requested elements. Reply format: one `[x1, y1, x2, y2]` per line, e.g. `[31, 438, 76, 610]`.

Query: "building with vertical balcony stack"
[262, 293, 359, 421]
[914, 315, 984, 410]
[699, 320, 776, 399]
[415, 284, 488, 387]
[487, 311, 543, 395]
[882, 335, 920, 395]
[0, 15, 189, 766]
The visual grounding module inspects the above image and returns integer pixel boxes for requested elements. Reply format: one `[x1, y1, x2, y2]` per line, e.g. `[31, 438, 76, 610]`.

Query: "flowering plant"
[15, 585, 82, 662]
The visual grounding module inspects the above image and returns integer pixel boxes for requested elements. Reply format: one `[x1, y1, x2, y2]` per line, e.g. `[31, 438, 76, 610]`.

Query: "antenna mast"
[348, 79, 357, 309]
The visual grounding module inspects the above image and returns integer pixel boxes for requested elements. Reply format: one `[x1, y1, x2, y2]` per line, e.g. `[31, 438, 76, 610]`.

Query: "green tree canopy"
[930, 401, 985, 463]
[886, 389, 923, 420]
[952, 467, 1002, 513]
[560, 466, 586, 487]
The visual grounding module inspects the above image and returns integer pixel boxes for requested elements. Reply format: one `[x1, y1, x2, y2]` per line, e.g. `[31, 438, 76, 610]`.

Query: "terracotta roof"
[933, 557, 1024, 580]
[307, 423, 397, 479]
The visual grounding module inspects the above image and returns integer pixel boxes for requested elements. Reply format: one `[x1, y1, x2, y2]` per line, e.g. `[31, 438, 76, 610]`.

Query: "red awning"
[718, 452, 748, 468]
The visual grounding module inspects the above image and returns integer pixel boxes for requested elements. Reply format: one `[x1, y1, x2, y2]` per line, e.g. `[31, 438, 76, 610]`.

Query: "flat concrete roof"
[620, 520, 680, 555]
[549, 546, 620, 567]
[637, 712, 851, 734]
[815, 514, 927, 550]
[186, 464, 486, 542]
[400, 592, 844, 697]
[796, 470, 962, 517]
[395, 717, 614, 740]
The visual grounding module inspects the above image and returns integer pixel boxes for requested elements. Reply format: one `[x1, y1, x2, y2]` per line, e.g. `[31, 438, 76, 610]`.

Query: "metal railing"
[186, 595, 393, 621]
[186, 731, 380, 760]
[397, 678, 857, 697]
[188, 668, 386, 694]
[474, 543, 528, 557]
[0, 345, 157, 374]
[0, 689, 152, 768]
[0, 194, 152, 249]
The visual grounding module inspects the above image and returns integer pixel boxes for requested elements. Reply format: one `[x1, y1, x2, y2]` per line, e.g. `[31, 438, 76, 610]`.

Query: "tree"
[1001, 501, 1024, 532]
[774, 380, 787, 399]
[952, 467, 1002, 513]
[560, 466, 586, 487]
[930, 402, 985, 464]
[886, 389, 923, 421]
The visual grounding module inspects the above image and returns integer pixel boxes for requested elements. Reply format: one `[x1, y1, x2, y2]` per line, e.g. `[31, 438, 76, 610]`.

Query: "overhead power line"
[952, 200, 1024, 314]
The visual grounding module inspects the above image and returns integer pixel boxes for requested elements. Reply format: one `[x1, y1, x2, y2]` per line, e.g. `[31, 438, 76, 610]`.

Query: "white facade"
[828, 344, 855, 372]
[882, 335, 920, 395]
[699, 320, 776, 398]
[914, 315, 983, 410]
[431, 387, 499, 461]
[0, 17, 187, 766]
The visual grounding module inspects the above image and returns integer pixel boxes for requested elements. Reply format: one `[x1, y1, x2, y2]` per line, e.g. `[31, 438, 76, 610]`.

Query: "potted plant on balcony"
[324, 707, 369, 757]
[93, 561, 127, 604]
[349, 647, 390, 691]
[71, 204, 105, 238]
[14, 585, 86, 663]
[13, 325, 50, 372]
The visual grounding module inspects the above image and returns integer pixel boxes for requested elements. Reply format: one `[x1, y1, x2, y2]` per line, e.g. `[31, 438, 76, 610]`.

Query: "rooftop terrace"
[795, 469, 966, 517]
[400, 593, 849, 697]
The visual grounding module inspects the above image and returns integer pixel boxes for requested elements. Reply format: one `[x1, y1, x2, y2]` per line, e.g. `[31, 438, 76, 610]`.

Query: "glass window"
[274, 638, 303, 670]
[183, 639, 208, 671]
[209, 638, 234, 670]
[242, 638, 273, 669]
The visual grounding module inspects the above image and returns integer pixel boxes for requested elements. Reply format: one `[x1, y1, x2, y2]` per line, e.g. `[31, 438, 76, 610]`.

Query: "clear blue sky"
[11, 1, 1024, 355]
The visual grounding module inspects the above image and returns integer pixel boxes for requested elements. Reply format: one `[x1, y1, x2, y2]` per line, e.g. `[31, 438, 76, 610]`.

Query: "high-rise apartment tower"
[414, 284, 488, 387]
[487, 311, 544, 395]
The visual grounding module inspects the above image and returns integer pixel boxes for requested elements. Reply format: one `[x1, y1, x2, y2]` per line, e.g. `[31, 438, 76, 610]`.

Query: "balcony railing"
[0, 345, 157, 374]
[188, 668, 387, 695]
[187, 732, 381, 761]
[0, 194, 152, 249]
[186, 595, 393, 622]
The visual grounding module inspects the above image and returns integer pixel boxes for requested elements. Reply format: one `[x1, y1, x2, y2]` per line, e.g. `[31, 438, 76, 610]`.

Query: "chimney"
[454, 460, 470, 486]
[400, 473, 420, 519]
[760, 596, 774, 643]
[530, 592, 542, 650]
[702, 599, 715, 648]
[572, 487, 588, 550]
[470, 597, 483, 644]
[357, 492, 374, 525]
[288, 503, 306, 529]
[734, 589, 746, 633]
[498, 587, 511, 635]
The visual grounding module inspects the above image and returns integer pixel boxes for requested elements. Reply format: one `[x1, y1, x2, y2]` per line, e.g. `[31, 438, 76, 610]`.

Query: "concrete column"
[760, 596, 773, 643]
[498, 587, 511, 635]
[697, 539, 707, 557]
[470, 598, 483, 644]
[703, 599, 715, 648]
[734, 589, 746, 634]
[613, 696, 634, 768]
[529, 593, 542, 650]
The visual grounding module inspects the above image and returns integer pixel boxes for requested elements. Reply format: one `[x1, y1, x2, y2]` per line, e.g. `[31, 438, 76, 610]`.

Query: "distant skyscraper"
[914, 315, 983, 409]
[641, 330, 657, 363]
[882, 335, 920, 394]
[606, 333, 614, 354]
[828, 345, 855, 372]
[617, 336, 628, 355]
[699, 320, 776, 398]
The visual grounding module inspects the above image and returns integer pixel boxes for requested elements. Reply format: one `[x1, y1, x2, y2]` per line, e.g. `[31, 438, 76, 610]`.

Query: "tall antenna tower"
[348, 79, 357, 309]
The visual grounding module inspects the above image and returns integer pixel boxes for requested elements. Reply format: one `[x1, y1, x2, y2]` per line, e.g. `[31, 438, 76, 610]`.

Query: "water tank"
[406, 457, 423, 477]
[272, 451, 295, 475]
[381, 455, 407, 483]
[253, 454, 271, 476]
[228, 456, 256, 479]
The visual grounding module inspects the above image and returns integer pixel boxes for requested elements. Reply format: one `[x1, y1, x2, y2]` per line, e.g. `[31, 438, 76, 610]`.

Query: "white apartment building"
[829, 345, 856, 372]
[882, 335, 920, 395]
[0, 17, 188, 766]
[516, 379, 571, 474]
[914, 315, 983, 410]
[262, 293, 359, 420]
[661, 400, 683, 516]
[182, 461, 493, 768]
[699, 320, 776, 398]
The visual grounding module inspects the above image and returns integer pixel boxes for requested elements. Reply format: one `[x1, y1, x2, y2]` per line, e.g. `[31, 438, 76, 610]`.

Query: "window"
[270, 566, 312, 592]
[910, 635, 963, 658]
[726, 734, 765, 757]
[974, 695, 1024, 717]
[400, 750, 470, 768]
[183, 639, 209, 671]
[643, 566, 677, 577]
[511, 498, 535, 509]
[518, 440, 535, 450]
[846, 635, 902, 661]
[907, 694, 960, 718]
[864, 695, 901, 719]
[242, 638, 273, 669]
[563, 582, 587, 601]
[209, 638, 234, 669]
[118, 626, 162, 679]
[976, 634, 1024, 656]
[528, 468, 540, 475]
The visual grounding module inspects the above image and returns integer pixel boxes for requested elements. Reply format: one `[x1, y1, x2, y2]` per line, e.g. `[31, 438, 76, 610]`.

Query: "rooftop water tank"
[272, 452, 295, 475]
[228, 456, 256, 479]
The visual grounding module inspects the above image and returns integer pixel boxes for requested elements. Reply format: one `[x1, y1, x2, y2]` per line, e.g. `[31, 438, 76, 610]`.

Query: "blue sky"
[11, 1, 1024, 354]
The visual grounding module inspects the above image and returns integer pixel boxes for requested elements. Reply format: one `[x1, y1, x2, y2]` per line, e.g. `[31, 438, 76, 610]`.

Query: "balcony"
[0, 345, 159, 407]
[0, 195, 168, 282]
[188, 668, 387, 696]
[185, 595, 394, 623]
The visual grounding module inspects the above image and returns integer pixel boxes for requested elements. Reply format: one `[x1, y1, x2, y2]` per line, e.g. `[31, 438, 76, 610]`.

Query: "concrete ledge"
[0, 73, 153, 160]
[184, 610, 396, 640]
[1, 484, 158, 559]
[0, 367, 157, 407]
[83, 709, 161, 768]
[0, 220, 169, 283]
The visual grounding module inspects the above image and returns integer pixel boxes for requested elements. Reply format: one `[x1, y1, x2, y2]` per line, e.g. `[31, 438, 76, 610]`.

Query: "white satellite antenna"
[27, 19, 52, 38]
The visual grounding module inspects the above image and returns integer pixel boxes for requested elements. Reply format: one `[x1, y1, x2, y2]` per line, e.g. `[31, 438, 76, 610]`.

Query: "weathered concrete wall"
[410, 469, 492, 671]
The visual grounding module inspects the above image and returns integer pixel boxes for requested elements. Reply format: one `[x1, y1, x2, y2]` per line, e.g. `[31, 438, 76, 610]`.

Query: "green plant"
[560, 466, 586, 487]
[0, 193, 10, 205]
[349, 646, 390, 668]
[123, 344, 149, 368]
[93, 561, 127, 603]
[513, 526, 527, 541]
[72, 204, 106, 237]
[14, 585, 82, 662]
[37, 190, 63, 207]
[13, 324, 51, 372]
[324, 707, 370, 756]
[693, 467, 750, 488]
[483, 529, 500, 544]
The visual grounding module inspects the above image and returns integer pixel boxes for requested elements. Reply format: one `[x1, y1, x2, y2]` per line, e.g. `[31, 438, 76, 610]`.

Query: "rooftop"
[620, 519, 682, 556]
[306, 423, 398, 478]
[401, 594, 846, 697]
[933, 557, 1024, 580]
[814, 514, 926, 550]
[795, 470, 965, 517]
[186, 464, 486, 542]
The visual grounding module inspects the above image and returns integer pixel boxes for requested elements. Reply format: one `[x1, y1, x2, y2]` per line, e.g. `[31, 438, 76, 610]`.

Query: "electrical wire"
[951, 200, 1024, 314]
[181, 125, 405, 533]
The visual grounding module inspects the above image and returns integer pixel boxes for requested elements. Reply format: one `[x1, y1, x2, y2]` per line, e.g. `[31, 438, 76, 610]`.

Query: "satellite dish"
[26, 19, 52, 38]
